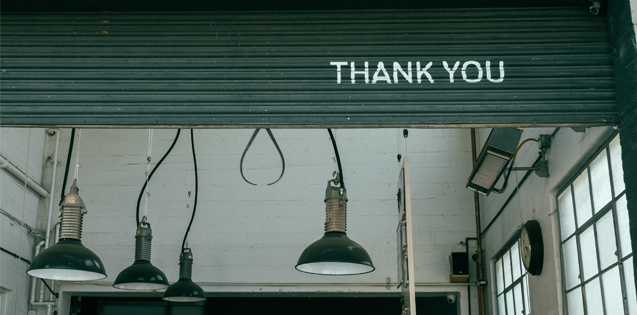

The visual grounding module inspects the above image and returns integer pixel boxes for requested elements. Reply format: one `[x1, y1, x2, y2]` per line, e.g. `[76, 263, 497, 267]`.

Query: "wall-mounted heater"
[467, 128, 552, 196]
[466, 128, 522, 196]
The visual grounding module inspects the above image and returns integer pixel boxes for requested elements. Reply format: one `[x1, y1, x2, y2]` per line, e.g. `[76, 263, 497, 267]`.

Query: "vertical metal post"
[608, 0, 637, 295]
[471, 129, 487, 315]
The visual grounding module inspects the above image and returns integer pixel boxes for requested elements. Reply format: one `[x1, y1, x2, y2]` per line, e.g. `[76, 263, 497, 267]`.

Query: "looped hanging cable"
[239, 128, 286, 186]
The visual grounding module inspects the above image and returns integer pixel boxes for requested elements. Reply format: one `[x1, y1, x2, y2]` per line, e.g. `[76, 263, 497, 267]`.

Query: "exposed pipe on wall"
[30, 241, 56, 313]
[44, 129, 60, 251]
[42, 129, 61, 305]
[0, 155, 49, 197]
[29, 129, 61, 315]
[470, 129, 487, 315]
[465, 237, 477, 315]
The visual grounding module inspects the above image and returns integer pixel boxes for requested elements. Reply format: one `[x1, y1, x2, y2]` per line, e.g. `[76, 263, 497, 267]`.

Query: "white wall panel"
[0, 127, 47, 315]
[48, 128, 475, 304]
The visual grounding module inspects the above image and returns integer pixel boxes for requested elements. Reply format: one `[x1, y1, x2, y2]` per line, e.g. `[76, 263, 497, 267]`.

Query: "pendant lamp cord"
[181, 129, 199, 252]
[59, 128, 76, 205]
[136, 129, 181, 225]
[327, 128, 345, 191]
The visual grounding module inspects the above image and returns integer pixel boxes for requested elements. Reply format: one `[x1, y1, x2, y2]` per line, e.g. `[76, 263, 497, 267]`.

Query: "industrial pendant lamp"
[163, 247, 205, 302]
[113, 218, 169, 290]
[114, 129, 180, 290]
[295, 129, 375, 275]
[163, 129, 206, 302]
[28, 130, 107, 281]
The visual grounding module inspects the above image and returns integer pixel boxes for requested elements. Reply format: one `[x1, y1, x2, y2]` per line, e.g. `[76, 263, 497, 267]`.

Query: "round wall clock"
[520, 220, 544, 276]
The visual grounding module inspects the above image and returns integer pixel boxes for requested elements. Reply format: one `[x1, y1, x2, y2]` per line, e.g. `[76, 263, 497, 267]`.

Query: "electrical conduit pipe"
[29, 129, 61, 315]
[0, 157, 49, 198]
[30, 242, 56, 310]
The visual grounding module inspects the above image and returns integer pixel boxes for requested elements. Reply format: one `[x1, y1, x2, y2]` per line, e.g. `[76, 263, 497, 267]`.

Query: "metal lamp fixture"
[467, 128, 552, 196]
[162, 248, 205, 302]
[296, 174, 375, 275]
[295, 129, 374, 275]
[113, 218, 168, 290]
[27, 179, 107, 281]
[466, 128, 522, 195]
[113, 129, 181, 290]
[163, 129, 206, 302]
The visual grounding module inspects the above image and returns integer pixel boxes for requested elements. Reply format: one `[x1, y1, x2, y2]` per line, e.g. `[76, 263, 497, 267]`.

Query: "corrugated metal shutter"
[0, 8, 616, 127]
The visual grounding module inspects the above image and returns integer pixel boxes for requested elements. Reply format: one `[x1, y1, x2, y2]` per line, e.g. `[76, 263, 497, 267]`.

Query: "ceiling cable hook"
[239, 128, 286, 186]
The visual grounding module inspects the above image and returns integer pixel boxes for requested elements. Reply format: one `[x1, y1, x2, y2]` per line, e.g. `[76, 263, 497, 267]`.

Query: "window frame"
[556, 132, 633, 315]
[494, 234, 530, 315]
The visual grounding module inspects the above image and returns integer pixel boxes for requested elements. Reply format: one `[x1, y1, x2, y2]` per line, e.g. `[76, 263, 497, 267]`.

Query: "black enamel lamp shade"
[113, 220, 169, 290]
[27, 239, 107, 281]
[113, 260, 169, 290]
[163, 278, 206, 302]
[295, 232, 375, 275]
[163, 248, 205, 302]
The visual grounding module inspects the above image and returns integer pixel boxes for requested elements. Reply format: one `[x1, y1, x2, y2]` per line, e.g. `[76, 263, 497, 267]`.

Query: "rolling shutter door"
[0, 8, 616, 127]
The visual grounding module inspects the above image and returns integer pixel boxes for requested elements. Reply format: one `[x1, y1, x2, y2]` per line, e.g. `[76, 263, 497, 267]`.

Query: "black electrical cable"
[59, 128, 76, 205]
[0, 246, 32, 264]
[181, 129, 199, 252]
[136, 129, 181, 225]
[492, 162, 515, 194]
[327, 129, 345, 191]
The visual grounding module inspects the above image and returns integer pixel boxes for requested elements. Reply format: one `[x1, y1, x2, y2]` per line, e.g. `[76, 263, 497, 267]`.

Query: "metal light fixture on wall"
[163, 129, 206, 302]
[28, 130, 107, 281]
[466, 128, 551, 196]
[114, 129, 181, 290]
[295, 129, 374, 275]
[466, 128, 522, 195]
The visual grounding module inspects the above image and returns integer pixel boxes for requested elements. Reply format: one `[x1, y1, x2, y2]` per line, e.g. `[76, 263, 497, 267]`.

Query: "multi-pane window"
[495, 240, 530, 315]
[558, 134, 637, 315]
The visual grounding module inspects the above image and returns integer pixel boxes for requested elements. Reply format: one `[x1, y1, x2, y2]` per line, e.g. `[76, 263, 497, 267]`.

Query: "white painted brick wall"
[479, 126, 616, 315]
[46, 128, 476, 311]
[0, 128, 48, 315]
[3, 126, 616, 315]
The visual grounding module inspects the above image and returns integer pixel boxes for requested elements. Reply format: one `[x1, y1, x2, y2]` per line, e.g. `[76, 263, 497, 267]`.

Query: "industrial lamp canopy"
[163, 248, 205, 302]
[113, 218, 169, 290]
[295, 129, 374, 275]
[27, 180, 107, 281]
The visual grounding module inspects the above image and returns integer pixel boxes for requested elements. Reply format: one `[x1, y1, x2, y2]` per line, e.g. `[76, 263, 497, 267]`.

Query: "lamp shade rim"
[295, 262, 375, 275]
[113, 260, 169, 290]
[163, 296, 207, 302]
[163, 278, 206, 302]
[296, 232, 374, 275]
[27, 269, 107, 281]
